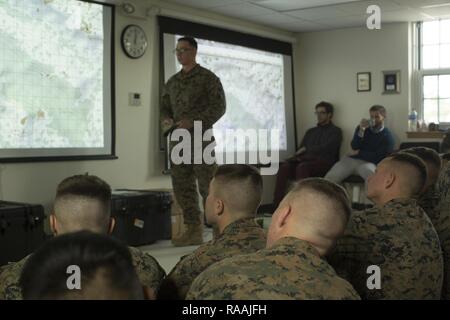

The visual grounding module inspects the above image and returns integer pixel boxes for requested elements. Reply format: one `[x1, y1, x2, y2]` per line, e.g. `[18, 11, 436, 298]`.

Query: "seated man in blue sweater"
[324, 105, 395, 184]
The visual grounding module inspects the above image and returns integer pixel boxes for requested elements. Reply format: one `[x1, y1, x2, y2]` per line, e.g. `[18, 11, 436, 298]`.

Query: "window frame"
[415, 21, 450, 126]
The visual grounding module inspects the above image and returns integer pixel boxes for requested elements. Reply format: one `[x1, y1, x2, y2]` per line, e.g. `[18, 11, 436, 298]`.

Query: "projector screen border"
[0, 0, 117, 163]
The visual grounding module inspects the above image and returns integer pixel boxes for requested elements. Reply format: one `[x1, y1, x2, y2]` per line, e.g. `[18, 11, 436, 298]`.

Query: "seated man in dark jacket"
[325, 105, 395, 184]
[273, 101, 342, 206]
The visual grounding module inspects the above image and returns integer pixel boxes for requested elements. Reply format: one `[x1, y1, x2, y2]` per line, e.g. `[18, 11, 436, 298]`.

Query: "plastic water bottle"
[408, 109, 418, 132]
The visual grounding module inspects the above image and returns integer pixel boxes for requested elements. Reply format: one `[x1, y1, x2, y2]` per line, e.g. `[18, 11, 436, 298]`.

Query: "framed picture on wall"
[383, 70, 401, 94]
[357, 72, 371, 92]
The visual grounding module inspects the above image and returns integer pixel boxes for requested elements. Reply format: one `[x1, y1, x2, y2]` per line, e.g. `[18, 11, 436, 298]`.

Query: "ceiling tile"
[337, 0, 404, 15]
[165, 0, 243, 9]
[381, 8, 433, 22]
[279, 20, 332, 32]
[245, 12, 303, 25]
[285, 5, 350, 20]
[392, 0, 450, 9]
[420, 6, 450, 17]
[315, 14, 367, 27]
[207, 2, 275, 18]
[163, 0, 450, 33]
[249, 0, 363, 12]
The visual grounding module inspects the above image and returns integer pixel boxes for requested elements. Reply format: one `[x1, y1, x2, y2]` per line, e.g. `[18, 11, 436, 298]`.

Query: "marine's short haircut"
[53, 174, 112, 232]
[289, 177, 352, 221]
[213, 164, 263, 214]
[387, 152, 428, 196]
[315, 101, 334, 116]
[20, 231, 144, 300]
[177, 36, 197, 49]
[369, 105, 386, 117]
[56, 174, 111, 206]
[401, 147, 442, 171]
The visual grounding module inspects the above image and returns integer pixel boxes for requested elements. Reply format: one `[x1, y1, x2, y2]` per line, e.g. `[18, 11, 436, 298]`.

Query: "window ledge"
[406, 131, 445, 139]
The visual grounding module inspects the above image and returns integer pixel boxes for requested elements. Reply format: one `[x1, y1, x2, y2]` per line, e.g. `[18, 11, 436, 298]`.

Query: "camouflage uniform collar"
[177, 64, 202, 79]
[220, 217, 260, 237]
[420, 184, 439, 200]
[271, 237, 321, 257]
[382, 197, 418, 210]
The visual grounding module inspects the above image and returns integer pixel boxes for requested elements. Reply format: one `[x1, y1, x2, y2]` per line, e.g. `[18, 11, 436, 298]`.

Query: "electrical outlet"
[129, 92, 141, 107]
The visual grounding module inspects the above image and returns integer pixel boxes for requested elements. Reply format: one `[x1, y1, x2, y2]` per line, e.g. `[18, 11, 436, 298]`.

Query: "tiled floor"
[139, 215, 272, 274]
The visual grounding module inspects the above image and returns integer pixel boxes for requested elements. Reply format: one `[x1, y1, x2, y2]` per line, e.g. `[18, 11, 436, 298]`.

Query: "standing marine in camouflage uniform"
[158, 165, 266, 300]
[0, 174, 166, 300]
[187, 178, 360, 300]
[161, 36, 226, 247]
[436, 159, 450, 299]
[328, 153, 443, 299]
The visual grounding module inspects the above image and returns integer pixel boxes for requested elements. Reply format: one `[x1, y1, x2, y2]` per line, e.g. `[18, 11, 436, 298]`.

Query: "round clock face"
[121, 25, 148, 59]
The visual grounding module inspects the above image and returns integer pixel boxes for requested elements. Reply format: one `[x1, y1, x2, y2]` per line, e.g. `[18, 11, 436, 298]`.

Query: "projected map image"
[175, 37, 287, 152]
[0, 0, 104, 149]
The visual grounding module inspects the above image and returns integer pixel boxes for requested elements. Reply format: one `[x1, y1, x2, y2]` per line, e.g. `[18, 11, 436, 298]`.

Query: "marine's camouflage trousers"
[169, 138, 217, 225]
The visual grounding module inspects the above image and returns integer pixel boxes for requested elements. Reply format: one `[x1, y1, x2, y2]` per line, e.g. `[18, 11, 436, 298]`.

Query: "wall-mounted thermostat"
[129, 92, 141, 107]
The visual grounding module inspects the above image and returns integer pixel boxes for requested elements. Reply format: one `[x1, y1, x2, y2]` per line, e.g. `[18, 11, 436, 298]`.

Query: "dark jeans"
[273, 156, 333, 206]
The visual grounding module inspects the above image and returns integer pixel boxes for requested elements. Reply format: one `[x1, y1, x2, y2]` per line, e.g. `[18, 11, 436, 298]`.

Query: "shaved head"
[400, 147, 441, 190]
[285, 179, 351, 237]
[386, 153, 427, 197]
[367, 153, 427, 205]
[268, 178, 351, 254]
[53, 174, 111, 234]
[212, 164, 263, 216]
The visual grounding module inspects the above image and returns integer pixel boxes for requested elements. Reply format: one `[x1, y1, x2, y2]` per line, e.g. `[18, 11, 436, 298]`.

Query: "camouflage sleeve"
[437, 196, 450, 298]
[327, 213, 369, 288]
[437, 163, 450, 199]
[159, 255, 193, 300]
[432, 176, 450, 299]
[159, 245, 211, 300]
[328, 235, 366, 283]
[186, 258, 252, 300]
[186, 262, 230, 300]
[129, 247, 166, 293]
[160, 83, 173, 121]
[442, 234, 450, 299]
[0, 258, 29, 300]
[197, 76, 226, 129]
[0, 265, 10, 300]
[418, 187, 441, 226]
[185, 270, 210, 300]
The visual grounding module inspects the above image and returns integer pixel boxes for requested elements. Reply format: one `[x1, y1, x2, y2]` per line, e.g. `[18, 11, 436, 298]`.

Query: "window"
[417, 20, 450, 125]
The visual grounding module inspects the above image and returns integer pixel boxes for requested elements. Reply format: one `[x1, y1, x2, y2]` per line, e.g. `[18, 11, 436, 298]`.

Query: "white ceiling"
[162, 0, 450, 32]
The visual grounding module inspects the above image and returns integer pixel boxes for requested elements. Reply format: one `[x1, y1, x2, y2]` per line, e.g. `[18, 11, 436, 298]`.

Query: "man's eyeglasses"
[173, 48, 192, 54]
[315, 111, 328, 115]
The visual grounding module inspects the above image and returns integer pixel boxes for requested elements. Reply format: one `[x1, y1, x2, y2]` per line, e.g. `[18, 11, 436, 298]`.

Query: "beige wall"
[294, 23, 412, 156]
[0, 0, 292, 214]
